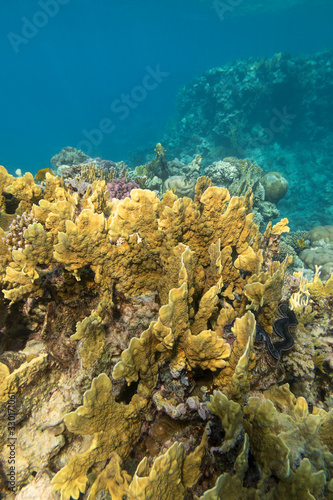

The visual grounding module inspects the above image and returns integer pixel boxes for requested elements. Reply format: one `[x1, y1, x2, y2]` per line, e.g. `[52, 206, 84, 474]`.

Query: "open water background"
[0, 0, 333, 175]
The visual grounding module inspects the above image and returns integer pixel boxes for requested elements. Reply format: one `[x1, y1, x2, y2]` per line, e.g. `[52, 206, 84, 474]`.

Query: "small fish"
[297, 238, 306, 248]
[35, 167, 53, 181]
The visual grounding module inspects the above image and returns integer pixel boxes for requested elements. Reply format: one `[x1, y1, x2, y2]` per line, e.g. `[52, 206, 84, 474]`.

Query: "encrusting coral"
[0, 162, 332, 499]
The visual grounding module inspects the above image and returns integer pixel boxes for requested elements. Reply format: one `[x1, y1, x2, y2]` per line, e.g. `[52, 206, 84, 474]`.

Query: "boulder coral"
[300, 225, 333, 279]
[260, 171, 289, 204]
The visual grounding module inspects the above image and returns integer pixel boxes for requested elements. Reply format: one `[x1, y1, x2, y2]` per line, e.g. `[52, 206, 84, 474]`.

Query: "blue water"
[1, 0, 333, 175]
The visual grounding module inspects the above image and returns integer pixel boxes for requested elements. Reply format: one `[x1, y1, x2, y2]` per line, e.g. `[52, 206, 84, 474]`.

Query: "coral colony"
[0, 140, 333, 499]
[107, 178, 140, 200]
[1, 52, 333, 499]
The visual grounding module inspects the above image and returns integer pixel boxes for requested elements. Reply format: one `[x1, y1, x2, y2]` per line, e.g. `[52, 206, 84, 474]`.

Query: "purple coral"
[107, 177, 139, 200]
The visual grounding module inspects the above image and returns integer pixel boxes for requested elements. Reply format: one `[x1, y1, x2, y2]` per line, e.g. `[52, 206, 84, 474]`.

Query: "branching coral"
[52, 372, 207, 500]
[3, 222, 54, 303]
[0, 353, 48, 405]
[1, 175, 269, 312]
[198, 434, 252, 500]
[207, 391, 243, 453]
[0, 166, 42, 232]
[133, 142, 169, 184]
[107, 177, 139, 200]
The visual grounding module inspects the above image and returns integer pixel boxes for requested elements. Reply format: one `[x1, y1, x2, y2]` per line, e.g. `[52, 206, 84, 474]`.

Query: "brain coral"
[300, 247, 333, 278]
[163, 175, 195, 198]
[306, 225, 333, 245]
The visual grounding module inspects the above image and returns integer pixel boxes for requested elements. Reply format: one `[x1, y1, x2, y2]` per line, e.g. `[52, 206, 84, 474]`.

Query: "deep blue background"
[1, 0, 333, 174]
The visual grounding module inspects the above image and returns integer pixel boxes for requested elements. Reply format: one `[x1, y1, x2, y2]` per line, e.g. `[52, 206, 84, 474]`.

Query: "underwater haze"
[1, 0, 333, 231]
[1, 0, 333, 173]
[3, 2, 333, 499]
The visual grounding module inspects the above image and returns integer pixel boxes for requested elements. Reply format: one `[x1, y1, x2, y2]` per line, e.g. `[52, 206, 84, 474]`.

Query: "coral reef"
[50, 148, 137, 196]
[307, 226, 333, 246]
[0, 160, 332, 499]
[162, 50, 333, 231]
[203, 385, 332, 499]
[274, 229, 309, 274]
[51, 147, 90, 168]
[183, 157, 279, 230]
[130, 149, 284, 230]
[165, 51, 333, 162]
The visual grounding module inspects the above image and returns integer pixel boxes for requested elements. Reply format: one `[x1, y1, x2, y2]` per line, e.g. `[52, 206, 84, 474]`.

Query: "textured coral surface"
[0, 164, 332, 500]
